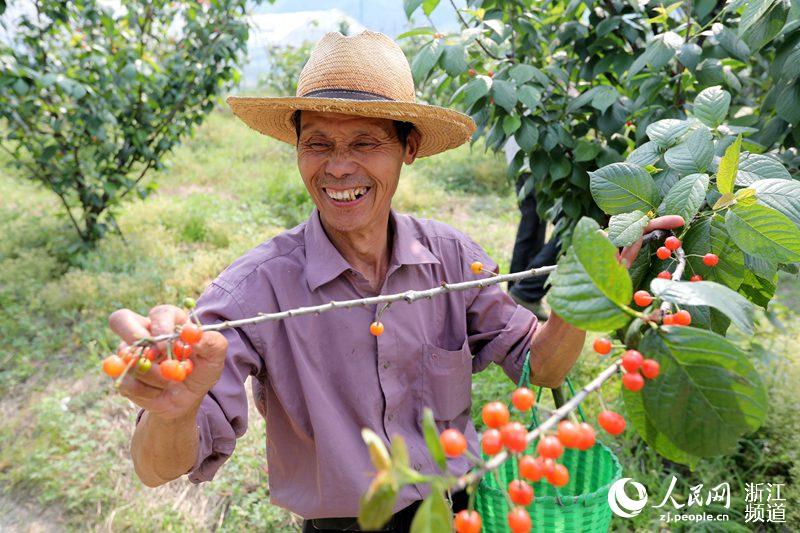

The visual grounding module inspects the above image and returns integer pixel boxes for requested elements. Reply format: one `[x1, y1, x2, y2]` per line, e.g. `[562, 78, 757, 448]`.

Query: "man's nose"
[324, 146, 359, 179]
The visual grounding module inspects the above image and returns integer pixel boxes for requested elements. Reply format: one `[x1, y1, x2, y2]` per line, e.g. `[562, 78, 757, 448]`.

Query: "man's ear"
[403, 128, 422, 165]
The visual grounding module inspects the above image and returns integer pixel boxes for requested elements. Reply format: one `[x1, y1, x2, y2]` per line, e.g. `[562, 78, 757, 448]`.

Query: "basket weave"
[473, 352, 622, 532]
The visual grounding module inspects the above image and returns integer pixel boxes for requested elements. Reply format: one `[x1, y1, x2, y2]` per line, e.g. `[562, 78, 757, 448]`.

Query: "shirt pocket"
[422, 338, 473, 422]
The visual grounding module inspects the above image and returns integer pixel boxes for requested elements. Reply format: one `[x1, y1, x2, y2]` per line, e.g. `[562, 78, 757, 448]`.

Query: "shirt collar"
[304, 208, 440, 291]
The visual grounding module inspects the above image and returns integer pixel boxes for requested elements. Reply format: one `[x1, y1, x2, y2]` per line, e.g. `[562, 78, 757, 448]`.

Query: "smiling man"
[108, 31, 682, 532]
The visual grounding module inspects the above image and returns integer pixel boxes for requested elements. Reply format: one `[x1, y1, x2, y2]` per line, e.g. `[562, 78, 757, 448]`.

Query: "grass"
[0, 103, 798, 530]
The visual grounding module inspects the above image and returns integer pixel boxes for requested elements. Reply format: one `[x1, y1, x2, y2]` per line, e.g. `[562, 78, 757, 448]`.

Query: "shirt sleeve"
[458, 236, 538, 385]
[134, 281, 265, 484]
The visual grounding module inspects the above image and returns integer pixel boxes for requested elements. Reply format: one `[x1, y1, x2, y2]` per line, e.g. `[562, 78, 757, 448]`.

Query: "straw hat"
[226, 30, 477, 157]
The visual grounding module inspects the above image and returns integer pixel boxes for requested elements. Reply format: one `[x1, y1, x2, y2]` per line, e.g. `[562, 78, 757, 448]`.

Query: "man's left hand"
[618, 215, 685, 269]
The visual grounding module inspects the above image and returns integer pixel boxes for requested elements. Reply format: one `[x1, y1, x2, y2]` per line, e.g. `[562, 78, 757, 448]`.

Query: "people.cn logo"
[608, 478, 649, 518]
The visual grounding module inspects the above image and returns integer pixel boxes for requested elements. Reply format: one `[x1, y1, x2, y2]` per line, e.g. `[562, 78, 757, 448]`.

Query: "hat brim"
[226, 95, 477, 158]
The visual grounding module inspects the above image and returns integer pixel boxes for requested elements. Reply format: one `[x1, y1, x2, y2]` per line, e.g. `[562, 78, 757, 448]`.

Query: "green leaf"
[664, 128, 714, 174]
[410, 40, 443, 85]
[627, 141, 662, 167]
[589, 162, 660, 215]
[751, 178, 800, 227]
[741, 0, 789, 51]
[509, 64, 539, 85]
[459, 76, 491, 109]
[693, 86, 731, 128]
[677, 42, 703, 69]
[716, 135, 741, 194]
[712, 23, 751, 61]
[725, 203, 800, 264]
[548, 217, 633, 331]
[639, 327, 767, 457]
[362, 429, 392, 471]
[574, 139, 601, 162]
[403, 0, 424, 18]
[359, 472, 399, 530]
[627, 31, 682, 79]
[410, 489, 452, 533]
[442, 44, 467, 77]
[422, 0, 441, 16]
[517, 85, 541, 110]
[650, 279, 755, 334]
[653, 167, 681, 198]
[608, 210, 650, 247]
[736, 153, 792, 185]
[491, 79, 517, 112]
[502, 115, 521, 135]
[683, 215, 745, 290]
[738, 270, 776, 309]
[646, 119, 693, 148]
[591, 86, 618, 113]
[660, 173, 709, 222]
[396, 27, 435, 39]
[623, 388, 699, 467]
[739, 0, 778, 35]
[422, 408, 446, 471]
[515, 118, 539, 153]
[567, 86, 600, 113]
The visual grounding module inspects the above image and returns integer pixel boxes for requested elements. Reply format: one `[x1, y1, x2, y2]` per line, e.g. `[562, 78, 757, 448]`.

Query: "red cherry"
[518, 455, 543, 482]
[538, 457, 555, 477]
[470, 261, 484, 274]
[487, 70, 495, 78]
[180, 359, 194, 376]
[179, 322, 203, 345]
[536, 435, 564, 460]
[664, 236, 681, 251]
[657, 270, 672, 280]
[662, 313, 675, 325]
[621, 350, 644, 373]
[507, 507, 532, 533]
[656, 246, 671, 260]
[641, 359, 661, 379]
[501, 422, 528, 453]
[633, 290, 653, 307]
[512, 387, 535, 411]
[622, 372, 645, 392]
[440, 429, 468, 457]
[172, 341, 192, 360]
[160, 359, 187, 382]
[674, 309, 692, 326]
[690, 274, 703, 282]
[454, 510, 482, 533]
[482, 402, 510, 428]
[482, 428, 503, 455]
[598, 410, 626, 435]
[593, 337, 612, 355]
[556, 420, 582, 449]
[369, 321, 384, 336]
[576, 423, 596, 450]
[508, 479, 534, 506]
[703, 253, 719, 267]
[467, 68, 477, 77]
[547, 463, 570, 487]
[102, 355, 126, 378]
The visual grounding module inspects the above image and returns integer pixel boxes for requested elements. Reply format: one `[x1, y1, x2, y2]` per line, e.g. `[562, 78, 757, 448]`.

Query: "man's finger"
[643, 215, 685, 233]
[183, 330, 228, 396]
[108, 309, 152, 346]
[619, 240, 643, 269]
[148, 305, 188, 353]
[118, 374, 163, 404]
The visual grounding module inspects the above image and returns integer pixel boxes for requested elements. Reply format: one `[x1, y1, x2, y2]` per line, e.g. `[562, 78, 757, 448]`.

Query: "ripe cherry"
[454, 510, 482, 533]
[487, 70, 495, 78]
[501, 422, 528, 453]
[641, 359, 661, 379]
[507, 507, 532, 533]
[703, 253, 719, 267]
[512, 387, 535, 411]
[143, 346, 158, 361]
[576, 423, 596, 450]
[547, 463, 570, 488]
[180, 359, 194, 376]
[482, 401, 510, 428]
[662, 313, 675, 325]
[518, 455, 543, 482]
[102, 355, 126, 378]
[621, 350, 644, 373]
[633, 290, 653, 307]
[690, 274, 702, 282]
[674, 309, 692, 326]
[369, 321, 384, 336]
[440, 429, 468, 457]
[508, 480, 534, 506]
[536, 435, 564, 459]
[556, 420, 582, 449]
[172, 341, 192, 360]
[657, 270, 672, 280]
[593, 337, 612, 355]
[482, 428, 503, 455]
[656, 246, 671, 260]
[622, 372, 645, 392]
[467, 68, 477, 77]
[160, 359, 187, 382]
[664, 236, 681, 251]
[470, 261, 484, 274]
[180, 323, 203, 345]
[598, 410, 626, 435]
[538, 457, 556, 477]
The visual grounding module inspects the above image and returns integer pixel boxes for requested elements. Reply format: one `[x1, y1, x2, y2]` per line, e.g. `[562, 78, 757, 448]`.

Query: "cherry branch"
[133, 264, 558, 346]
[451, 358, 622, 491]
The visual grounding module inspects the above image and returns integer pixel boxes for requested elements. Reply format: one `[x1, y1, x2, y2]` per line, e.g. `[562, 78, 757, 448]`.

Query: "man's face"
[296, 111, 419, 234]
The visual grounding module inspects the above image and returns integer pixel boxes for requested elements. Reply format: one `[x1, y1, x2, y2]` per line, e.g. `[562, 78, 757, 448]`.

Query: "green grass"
[1, 104, 798, 530]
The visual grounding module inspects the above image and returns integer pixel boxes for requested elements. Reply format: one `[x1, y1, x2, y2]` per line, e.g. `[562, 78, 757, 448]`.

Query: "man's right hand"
[108, 305, 228, 422]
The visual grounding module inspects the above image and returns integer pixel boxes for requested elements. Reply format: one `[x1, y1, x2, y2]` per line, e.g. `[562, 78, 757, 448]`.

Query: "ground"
[0, 104, 797, 531]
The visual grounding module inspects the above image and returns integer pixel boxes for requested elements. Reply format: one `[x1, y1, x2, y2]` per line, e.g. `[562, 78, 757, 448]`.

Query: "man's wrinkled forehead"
[298, 111, 397, 138]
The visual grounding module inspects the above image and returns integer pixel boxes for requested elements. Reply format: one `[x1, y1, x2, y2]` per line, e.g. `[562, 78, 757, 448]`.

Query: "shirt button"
[387, 413, 394, 421]
[383, 361, 390, 369]
[414, 463, 422, 471]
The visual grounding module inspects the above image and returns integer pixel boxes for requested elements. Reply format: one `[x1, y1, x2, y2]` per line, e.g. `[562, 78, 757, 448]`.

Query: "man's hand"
[108, 305, 228, 422]
[618, 215, 685, 269]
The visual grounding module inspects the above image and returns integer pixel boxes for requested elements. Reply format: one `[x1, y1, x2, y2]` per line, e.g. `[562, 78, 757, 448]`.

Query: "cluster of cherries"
[101, 323, 205, 383]
[654, 236, 719, 282]
[592, 338, 661, 393]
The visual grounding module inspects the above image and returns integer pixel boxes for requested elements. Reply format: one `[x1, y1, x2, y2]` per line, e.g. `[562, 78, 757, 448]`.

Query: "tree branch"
[448, 0, 504, 61]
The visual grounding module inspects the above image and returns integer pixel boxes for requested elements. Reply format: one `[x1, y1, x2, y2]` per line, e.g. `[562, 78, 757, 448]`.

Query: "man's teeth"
[325, 187, 368, 201]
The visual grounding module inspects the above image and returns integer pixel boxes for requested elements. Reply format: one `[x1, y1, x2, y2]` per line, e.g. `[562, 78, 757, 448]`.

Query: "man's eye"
[354, 142, 377, 149]
[308, 143, 329, 149]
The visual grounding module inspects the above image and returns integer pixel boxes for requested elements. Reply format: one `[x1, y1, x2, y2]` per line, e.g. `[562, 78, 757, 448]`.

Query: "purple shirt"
[136, 208, 537, 519]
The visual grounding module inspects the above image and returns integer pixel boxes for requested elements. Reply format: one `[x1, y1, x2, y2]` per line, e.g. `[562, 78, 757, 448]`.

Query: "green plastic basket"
[473, 352, 622, 532]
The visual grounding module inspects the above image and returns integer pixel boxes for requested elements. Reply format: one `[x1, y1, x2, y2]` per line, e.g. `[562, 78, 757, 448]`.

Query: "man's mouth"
[323, 186, 371, 203]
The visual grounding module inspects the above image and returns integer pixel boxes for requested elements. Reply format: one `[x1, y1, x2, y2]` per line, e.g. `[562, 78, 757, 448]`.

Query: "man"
[108, 31, 682, 532]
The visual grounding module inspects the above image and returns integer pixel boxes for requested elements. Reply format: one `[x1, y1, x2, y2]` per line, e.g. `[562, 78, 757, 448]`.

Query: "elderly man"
[109, 31, 681, 532]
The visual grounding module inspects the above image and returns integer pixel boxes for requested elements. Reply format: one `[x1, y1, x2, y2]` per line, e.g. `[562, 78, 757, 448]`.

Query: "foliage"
[258, 41, 313, 96]
[402, 0, 800, 246]
[0, 0, 270, 250]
